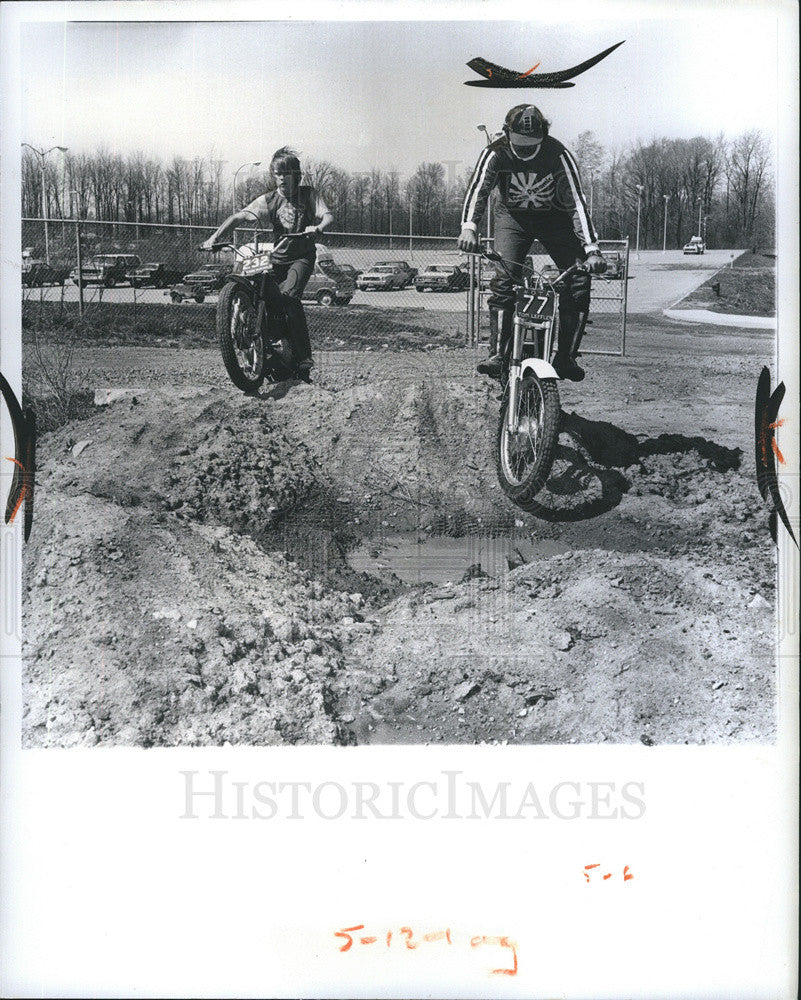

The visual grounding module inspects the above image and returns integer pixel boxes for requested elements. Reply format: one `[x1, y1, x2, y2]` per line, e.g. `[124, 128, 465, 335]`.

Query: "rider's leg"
[277, 258, 315, 369]
[480, 212, 530, 378]
[553, 269, 591, 381]
[537, 226, 590, 382]
[477, 305, 513, 378]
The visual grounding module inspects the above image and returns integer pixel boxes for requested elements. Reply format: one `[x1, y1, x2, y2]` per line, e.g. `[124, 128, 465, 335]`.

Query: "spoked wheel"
[217, 283, 266, 392]
[496, 373, 561, 510]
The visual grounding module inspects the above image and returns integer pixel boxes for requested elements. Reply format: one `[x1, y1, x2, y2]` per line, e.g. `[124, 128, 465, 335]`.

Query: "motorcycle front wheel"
[217, 282, 266, 393]
[496, 373, 561, 509]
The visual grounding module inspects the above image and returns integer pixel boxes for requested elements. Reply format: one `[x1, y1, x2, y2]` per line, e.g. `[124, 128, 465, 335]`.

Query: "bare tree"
[726, 129, 771, 243]
[411, 162, 445, 236]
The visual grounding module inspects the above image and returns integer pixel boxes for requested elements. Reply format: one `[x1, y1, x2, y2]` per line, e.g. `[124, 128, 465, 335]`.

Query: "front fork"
[505, 294, 558, 434]
[505, 315, 525, 434]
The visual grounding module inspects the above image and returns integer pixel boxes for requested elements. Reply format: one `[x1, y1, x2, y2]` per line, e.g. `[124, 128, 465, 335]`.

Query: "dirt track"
[22, 310, 776, 747]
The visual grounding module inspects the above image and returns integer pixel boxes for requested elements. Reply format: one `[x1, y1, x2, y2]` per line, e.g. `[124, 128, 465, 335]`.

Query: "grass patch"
[22, 299, 215, 348]
[22, 299, 469, 350]
[676, 252, 775, 316]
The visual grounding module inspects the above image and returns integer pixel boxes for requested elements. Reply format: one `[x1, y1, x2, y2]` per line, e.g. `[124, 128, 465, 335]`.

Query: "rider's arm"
[553, 143, 599, 253]
[303, 188, 334, 236]
[460, 147, 500, 233]
[203, 195, 271, 247]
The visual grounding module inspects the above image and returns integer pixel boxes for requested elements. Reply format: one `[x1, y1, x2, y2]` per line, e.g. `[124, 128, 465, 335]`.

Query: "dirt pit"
[23, 339, 776, 747]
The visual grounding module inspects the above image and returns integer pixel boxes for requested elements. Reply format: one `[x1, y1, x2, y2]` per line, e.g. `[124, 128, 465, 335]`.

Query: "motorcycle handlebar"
[463, 248, 586, 285]
[198, 232, 313, 254]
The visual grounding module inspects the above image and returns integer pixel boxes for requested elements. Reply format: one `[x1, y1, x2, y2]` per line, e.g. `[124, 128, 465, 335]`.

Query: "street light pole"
[22, 143, 68, 263]
[662, 194, 670, 253]
[233, 161, 261, 217]
[635, 183, 644, 255]
[697, 196, 703, 237]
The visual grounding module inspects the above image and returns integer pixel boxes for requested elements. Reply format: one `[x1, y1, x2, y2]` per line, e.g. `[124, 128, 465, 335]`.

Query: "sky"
[12, 1, 788, 183]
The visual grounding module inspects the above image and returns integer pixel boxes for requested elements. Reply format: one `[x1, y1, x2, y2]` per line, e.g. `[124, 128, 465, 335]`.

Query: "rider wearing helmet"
[202, 146, 334, 378]
[457, 105, 606, 381]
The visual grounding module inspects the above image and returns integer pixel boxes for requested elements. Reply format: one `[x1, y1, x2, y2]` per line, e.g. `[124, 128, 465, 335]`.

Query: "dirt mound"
[23, 375, 775, 746]
[333, 545, 773, 746]
[23, 491, 363, 747]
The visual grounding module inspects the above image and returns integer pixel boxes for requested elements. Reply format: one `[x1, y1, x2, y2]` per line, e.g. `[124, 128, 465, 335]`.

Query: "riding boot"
[553, 310, 588, 382]
[477, 306, 513, 379]
[282, 295, 313, 367]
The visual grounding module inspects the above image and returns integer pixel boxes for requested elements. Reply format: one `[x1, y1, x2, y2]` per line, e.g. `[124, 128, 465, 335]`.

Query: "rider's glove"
[584, 251, 607, 275]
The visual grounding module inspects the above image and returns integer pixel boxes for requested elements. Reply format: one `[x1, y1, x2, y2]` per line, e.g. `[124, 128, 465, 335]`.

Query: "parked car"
[128, 262, 184, 289]
[599, 249, 625, 279]
[303, 263, 355, 306]
[329, 262, 362, 281]
[683, 236, 706, 255]
[21, 261, 69, 287]
[357, 264, 414, 291]
[71, 253, 141, 287]
[372, 260, 418, 286]
[168, 263, 233, 302]
[414, 263, 471, 292]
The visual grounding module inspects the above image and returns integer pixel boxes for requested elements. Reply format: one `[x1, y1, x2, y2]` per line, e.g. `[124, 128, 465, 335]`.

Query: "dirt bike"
[473, 249, 588, 510]
[200, 231, 313, 393]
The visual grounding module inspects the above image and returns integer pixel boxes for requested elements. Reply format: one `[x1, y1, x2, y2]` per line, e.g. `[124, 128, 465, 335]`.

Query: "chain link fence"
[472, 237, 629, 356]
[20, 219, 626, 354]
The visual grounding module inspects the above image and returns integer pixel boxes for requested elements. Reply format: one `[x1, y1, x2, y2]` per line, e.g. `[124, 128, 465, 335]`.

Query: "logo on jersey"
[277, 200, 299, 229]
[507, 171, 554, 209]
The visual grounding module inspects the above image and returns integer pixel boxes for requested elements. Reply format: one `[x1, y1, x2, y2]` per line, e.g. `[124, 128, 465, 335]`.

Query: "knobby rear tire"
[496, 374, 561, 510]
[217, 282, 266, 393]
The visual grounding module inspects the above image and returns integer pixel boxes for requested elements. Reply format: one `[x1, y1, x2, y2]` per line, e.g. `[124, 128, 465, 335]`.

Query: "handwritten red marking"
[771, 438, 785, 465]
[8, 486, 26, 524]
[399, 926, 418, 950]
[585, 863, 634, 883]
[339, 924, 514, 974]
[334, 925, 364, 952]
[4, 457, 27, 524]
[470, 934, 518, 976]
[760, 417, 785, 465]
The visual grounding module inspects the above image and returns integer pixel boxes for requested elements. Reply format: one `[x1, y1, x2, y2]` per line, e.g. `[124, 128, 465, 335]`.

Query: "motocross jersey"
[461, 135, 598, 250]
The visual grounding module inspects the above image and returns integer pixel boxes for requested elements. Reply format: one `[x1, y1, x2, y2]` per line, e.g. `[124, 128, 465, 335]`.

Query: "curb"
[662, 308, 776, 329]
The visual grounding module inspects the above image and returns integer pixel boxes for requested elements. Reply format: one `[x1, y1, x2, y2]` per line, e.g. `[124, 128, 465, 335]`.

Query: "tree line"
[22, 128, 773, 248]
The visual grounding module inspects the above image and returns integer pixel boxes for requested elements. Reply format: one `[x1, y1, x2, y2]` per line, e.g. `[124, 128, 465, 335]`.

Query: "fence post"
[621, 238, 629, 357]
[75, 219, 84, 318]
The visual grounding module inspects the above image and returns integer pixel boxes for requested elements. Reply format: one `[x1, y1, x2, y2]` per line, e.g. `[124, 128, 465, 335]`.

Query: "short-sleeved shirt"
[247, 184, 329, 263]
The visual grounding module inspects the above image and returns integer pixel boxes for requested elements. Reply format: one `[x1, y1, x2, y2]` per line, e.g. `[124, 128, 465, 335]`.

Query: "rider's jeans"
[272, 256, 314, 362]
[488, 208, 590, 352]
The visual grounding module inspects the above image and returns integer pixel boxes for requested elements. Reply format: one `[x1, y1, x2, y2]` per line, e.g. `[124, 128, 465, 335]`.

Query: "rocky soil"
[22, 318, 776, 747]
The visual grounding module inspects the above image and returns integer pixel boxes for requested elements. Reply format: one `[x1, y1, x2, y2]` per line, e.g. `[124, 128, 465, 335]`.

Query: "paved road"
[623, 249, 741, 313]
[22, 249, 743, 315]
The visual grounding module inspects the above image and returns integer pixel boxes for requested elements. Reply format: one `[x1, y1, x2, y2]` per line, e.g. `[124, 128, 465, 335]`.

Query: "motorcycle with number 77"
[470, 249, 589, 510]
